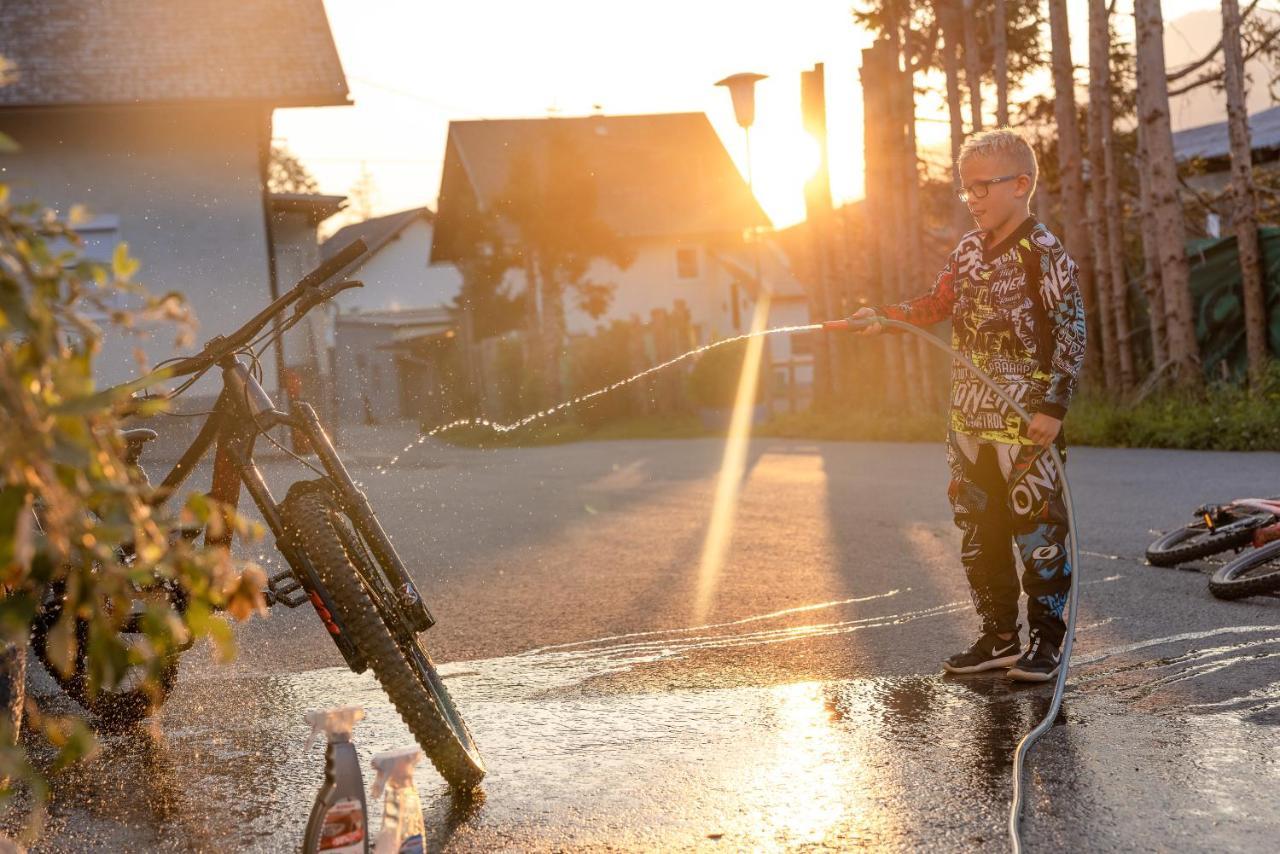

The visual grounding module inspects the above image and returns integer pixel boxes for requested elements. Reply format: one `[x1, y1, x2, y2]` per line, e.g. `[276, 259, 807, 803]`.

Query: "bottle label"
[399, 835, 424, 854]
[319, 797, 367, 853]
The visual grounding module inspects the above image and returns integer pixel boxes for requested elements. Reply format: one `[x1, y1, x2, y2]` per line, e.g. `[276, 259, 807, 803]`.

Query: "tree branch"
[1166, 0, 1262, 82]
[1167, 21, 1280, 97]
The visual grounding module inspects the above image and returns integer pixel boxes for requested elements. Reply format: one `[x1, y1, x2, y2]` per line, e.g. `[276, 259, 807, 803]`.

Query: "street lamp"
[714, 72, 767, 332]
[715, 72, 767, 192]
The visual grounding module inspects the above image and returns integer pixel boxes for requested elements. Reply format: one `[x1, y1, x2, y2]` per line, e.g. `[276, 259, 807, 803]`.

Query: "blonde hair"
[958, 128, 1038, 193]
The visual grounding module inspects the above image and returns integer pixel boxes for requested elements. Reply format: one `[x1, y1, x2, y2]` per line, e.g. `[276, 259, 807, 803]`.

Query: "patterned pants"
[946, 431, 1072, 645]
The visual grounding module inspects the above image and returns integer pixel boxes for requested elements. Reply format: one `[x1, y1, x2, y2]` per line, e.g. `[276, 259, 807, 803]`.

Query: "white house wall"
[1, 105, 276, 399]
[557, 236, 810, 368]
[333, 219, 462, 323]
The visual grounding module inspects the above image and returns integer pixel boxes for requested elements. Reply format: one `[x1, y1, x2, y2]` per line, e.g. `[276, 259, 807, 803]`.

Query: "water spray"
[379, 313, 1077, 851]
[824, 315, 1079, 854]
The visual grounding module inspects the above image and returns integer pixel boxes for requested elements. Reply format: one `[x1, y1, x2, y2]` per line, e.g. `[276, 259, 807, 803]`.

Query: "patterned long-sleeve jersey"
[876, 218, 1087, 445]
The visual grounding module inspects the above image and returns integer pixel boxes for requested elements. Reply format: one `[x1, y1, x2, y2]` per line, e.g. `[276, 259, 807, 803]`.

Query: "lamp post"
[714, 72, 767, 332]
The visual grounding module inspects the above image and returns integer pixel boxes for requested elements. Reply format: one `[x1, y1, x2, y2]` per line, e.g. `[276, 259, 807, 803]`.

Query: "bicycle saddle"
[118, 428, 158, 465]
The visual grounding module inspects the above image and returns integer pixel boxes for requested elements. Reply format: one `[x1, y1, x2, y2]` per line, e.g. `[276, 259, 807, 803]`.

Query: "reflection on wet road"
[7, 440, 1280, 851]
[17, 592, 1280, 852]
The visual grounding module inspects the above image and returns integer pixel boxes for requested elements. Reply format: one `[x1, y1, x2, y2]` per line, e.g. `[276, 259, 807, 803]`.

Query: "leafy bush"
[0, 185, 264, 821]
[1067, 366, 1280, 451]
[686, 338, 764, 410]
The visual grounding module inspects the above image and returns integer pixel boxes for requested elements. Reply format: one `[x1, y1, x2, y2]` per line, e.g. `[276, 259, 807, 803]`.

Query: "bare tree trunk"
[887, 25, 924, 410]
[961, 0, 984, 132]
[1136, 121, 1169, 371]
[941, 4, 971, 235]
[1048, 0, 1101, 384]
[1135, 0, 1201, 383]
[522, 250, 544, 402]
[993, 0, 1009, 125]
[1098, 8, 1135, 391]
[538, 261, 566, 403]
[1223, 0, 1270, 385]
[863, 40, 905, 408]
[1087, 0, 1118, 392]
[899, 20, 936, 408]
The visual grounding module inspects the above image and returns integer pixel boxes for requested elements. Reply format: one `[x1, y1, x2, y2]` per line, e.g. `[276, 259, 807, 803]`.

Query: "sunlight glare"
[694, 292, 771, 624]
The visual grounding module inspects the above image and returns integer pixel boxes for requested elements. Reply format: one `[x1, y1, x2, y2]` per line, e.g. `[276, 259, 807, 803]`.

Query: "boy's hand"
[850, 307, 883, 335]
[1027, 413, 1062, 446]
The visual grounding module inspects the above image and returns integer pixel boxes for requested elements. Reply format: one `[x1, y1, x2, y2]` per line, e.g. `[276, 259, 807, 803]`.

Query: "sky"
[274, 0, 1227, 234]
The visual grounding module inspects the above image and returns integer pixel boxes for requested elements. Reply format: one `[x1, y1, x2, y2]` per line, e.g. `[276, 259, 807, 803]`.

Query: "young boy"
[850, 128, 1086, 682]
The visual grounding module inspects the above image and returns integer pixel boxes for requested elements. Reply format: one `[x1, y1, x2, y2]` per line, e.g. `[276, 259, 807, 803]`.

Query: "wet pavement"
[8, 438, 1280, 851]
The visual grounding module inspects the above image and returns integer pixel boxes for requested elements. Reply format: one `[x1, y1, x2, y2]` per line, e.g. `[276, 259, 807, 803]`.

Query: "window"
[73, 214, 122, 265]
[790, 331, 814, 356]
[675, 247, 699, 279]
[57, 215, 124, 319]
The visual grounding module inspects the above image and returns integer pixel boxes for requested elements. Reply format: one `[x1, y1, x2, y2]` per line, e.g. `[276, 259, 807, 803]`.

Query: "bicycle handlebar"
[159, 238, 367, 379]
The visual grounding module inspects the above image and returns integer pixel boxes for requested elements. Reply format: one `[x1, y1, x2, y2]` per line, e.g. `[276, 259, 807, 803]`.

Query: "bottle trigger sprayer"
[370, 747, 426, 854]
[303, 705, 369, 854]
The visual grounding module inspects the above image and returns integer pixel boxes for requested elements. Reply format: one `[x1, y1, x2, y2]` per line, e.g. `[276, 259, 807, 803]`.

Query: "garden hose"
[824, 315, 1079, 854]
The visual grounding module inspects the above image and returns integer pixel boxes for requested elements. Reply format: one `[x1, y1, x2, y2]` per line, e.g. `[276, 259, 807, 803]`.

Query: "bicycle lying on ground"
[1147, 497, 1280, 601]
[29, 240, 485, 789]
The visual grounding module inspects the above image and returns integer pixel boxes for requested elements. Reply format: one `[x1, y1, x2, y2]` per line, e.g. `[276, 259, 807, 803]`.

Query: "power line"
[348, 75, 484, 117]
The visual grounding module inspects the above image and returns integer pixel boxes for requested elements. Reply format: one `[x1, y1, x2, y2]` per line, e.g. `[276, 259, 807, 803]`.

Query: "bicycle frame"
[147, 354, 436, 674]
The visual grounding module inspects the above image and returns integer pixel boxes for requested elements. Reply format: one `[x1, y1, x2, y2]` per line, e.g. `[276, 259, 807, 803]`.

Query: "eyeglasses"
[956, 174, 1024, 202]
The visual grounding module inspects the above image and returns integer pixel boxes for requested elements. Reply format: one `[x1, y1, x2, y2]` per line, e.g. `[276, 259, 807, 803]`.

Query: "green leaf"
[111, 241, 139, 282]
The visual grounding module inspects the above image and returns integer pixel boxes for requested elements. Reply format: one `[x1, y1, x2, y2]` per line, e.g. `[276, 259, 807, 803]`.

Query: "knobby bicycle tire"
[281, 483, 485, 789]
[1209, 540, 1280, 600]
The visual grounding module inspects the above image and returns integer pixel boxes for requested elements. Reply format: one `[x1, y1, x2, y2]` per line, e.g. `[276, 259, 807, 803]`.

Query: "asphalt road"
[9, 437, 1280, 852]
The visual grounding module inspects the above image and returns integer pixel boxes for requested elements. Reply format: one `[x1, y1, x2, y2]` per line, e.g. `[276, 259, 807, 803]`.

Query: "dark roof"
[271, 193, 346, 225]
[0, 0, 349, 109]
[321, 207, 433, 274]
[432, 112, 769, 261]
[1173, 105, 1280, 163]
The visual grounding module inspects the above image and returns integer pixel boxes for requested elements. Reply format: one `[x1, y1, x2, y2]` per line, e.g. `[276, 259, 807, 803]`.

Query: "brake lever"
[292, 280, 363, 319]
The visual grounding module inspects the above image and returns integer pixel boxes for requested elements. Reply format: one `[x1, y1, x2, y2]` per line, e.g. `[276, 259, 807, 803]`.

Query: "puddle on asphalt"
[8, 603, 1280, 851]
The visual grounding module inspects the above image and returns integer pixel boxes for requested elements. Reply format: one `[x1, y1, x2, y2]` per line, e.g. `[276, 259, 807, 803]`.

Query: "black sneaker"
[943, 631, 1022, 674]
[1007, 632, 1062, 682]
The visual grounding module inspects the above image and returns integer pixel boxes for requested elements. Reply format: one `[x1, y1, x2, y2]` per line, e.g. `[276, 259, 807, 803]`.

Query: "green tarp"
[1186, 227, 1280, 379]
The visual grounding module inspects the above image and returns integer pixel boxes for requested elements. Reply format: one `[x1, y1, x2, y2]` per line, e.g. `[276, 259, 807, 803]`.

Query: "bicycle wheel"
[30, 580, 185, 729]
[281, 483, 485, 790]
[1209, 540, 1280, 600]
[1145, 513, 1272, 567]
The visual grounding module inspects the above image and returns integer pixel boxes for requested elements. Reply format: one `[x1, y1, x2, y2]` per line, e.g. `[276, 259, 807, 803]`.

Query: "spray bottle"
[303, 705, 369, 854]
[369, 747, 426, 854]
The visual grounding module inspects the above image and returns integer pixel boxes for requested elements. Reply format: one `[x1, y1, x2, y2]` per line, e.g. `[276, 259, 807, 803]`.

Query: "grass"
[436, 366, 1280, 452]
[1067, 379, 1280, 452]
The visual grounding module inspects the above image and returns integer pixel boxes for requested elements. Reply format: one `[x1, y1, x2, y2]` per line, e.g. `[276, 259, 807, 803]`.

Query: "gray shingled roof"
[1173, 105, 1280, 163]
[432, 113, 769, 261]
[323, 207, 431, 258]
[0, 0, 349, 108]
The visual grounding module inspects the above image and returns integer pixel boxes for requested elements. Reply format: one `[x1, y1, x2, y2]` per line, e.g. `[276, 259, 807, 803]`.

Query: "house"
[270, 191, 346, 420]
[430, 112, 813, 410]
[1174, 104, 1280, 237]
[0, 0, 350, 401]
[319, 207, 464, 423]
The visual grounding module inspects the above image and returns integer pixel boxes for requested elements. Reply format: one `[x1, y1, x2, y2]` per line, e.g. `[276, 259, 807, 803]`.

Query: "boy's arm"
[873, 254, 958, 327]
[1035, 247, 1087, 419]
